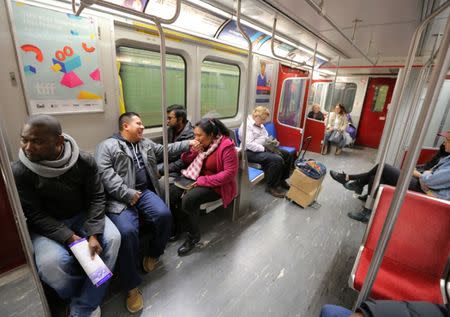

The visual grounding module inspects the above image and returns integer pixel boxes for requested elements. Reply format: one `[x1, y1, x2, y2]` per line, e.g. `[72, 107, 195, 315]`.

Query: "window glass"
[324, 82, 357, 113]
[201, 60, 240, 118]
[278, 78, 307, 128]
[307, 83, 325, 106]
[371, 85, 389, 112]
[117, 46, 186, 127]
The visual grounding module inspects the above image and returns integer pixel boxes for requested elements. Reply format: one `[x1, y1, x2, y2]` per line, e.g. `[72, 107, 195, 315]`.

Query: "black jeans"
[246, 148, 293, 188]
[350, 164, 423, 195]
[170, 185, 221, 237]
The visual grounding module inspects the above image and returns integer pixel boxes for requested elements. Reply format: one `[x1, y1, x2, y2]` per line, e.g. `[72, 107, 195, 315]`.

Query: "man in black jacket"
[158, 105, 195, 241]
[12, 115, 121, 317]
[158, 104, 194, 177]
[319, 300, 448, 317]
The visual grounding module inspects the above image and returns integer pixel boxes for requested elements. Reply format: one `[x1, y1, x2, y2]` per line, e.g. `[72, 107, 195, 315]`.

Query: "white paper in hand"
[69, 238, 112, 287]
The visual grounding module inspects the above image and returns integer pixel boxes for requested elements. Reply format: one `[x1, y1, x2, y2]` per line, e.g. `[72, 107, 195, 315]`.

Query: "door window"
[278, 78, 307, 128]
[371, 85, 389, 112]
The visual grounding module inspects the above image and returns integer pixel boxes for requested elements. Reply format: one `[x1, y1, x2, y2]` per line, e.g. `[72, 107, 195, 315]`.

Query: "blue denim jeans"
[107, 189, 172, 291]
[319, 305, 352, 317]
[31, 215, 121, 317]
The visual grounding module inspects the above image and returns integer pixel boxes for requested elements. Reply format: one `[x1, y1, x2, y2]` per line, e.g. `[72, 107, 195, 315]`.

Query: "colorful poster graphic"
[256, 60, 273, 105]
[105, 0, 149, 12]
[12, 2, 104, 114]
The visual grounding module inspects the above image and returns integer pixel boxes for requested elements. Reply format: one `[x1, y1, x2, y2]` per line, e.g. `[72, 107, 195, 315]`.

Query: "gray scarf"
[19, 133, 80, 178]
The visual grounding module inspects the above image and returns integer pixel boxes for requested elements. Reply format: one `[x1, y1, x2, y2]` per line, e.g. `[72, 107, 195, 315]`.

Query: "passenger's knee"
[104, 222, 121, 254]
[118, 223, 139, 241]
[181, 196, 196, 214]
[156, 205, 172, 224]
[37, 251, 75, 284]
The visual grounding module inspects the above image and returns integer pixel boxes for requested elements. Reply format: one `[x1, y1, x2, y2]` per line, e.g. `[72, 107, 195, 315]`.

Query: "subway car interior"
[0, 0, 449, 316]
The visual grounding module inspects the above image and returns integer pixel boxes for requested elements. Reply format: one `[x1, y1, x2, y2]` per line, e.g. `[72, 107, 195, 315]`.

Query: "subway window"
[371, 85, 389, 112]
[307, 82, 326, 108]
[278, 78, 307, 128]
[201, 60, 240, 118]
[117, 46, 186, 127]
[324, 82, 357, 113]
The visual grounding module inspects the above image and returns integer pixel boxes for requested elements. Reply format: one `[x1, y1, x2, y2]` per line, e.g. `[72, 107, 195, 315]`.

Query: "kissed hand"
[190, 139, 203, 152]
[130, 191, 142, 206]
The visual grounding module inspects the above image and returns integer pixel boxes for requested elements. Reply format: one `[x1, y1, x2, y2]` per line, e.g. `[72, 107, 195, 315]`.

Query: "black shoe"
[344, 180, 364, 195]
[177, 234, 200, 256]
[357, 194, 368, 202]
[330, 170, 347, 185]
[280, 180, 290, 190]
[266, 186, 285, 198]
[347, 208, 371, 223]
[169, 234, 180, 242]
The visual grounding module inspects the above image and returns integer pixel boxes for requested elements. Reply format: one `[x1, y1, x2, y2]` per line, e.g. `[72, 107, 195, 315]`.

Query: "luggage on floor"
[288, 136, 326, 207]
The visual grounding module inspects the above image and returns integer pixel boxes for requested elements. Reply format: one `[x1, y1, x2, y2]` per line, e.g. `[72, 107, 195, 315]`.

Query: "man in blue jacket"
[330, 130, 450, 223]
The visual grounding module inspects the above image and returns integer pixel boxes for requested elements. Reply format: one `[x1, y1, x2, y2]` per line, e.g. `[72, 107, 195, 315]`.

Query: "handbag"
[329, 130, 343, 144]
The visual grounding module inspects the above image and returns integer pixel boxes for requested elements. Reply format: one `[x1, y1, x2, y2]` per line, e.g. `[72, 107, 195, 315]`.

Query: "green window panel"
[117, 46, 186, 127]
[201, 60, 240, 119]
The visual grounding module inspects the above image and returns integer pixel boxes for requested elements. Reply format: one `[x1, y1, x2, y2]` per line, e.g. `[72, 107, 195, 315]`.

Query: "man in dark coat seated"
[12, 115, 121, 317]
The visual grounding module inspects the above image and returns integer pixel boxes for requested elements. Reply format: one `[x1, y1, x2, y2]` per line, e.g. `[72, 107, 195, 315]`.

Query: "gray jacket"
[95, 134, 190, 214]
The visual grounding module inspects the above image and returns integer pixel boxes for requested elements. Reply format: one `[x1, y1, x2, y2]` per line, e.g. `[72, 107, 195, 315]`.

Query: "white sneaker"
[89, 306, 101, 317]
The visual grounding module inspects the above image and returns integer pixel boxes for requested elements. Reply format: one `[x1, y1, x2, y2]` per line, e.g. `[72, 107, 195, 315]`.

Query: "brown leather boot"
[126, 288, 143, 313]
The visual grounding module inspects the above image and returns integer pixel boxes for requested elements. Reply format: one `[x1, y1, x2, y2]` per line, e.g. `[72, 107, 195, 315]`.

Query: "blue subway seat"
[248, 166, 264, 184]
[264, 122, 296, 155]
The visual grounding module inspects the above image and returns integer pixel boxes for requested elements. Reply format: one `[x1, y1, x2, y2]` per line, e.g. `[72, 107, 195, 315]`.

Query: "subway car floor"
[0, 146, 377, 317]
[101, 146, 377, 317]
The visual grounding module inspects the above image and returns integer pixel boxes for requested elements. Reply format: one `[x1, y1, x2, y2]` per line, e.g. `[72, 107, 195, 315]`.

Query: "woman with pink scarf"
[171, 118, 238, 256]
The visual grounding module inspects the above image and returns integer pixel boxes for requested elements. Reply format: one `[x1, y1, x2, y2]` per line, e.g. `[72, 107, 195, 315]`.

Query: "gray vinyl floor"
[101, 146, 377, 317]
[0, 146, 377, 317]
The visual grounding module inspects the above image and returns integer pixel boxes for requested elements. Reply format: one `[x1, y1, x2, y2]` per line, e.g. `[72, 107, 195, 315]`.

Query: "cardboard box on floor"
[287, 168, 324, 208]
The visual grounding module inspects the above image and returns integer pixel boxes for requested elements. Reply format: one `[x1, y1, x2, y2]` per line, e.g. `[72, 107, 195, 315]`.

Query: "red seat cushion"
[353, 186, 450, 303]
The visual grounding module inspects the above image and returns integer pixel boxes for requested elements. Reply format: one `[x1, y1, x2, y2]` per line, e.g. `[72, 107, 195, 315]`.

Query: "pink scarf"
[181, 136, 222, 180]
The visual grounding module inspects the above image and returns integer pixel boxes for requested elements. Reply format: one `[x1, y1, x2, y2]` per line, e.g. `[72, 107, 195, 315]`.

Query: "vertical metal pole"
[236, 0, 253, 169]
[154, 21, 170, 206]
[393, 62, 432, 166]
[354, 15, 450, 310]
[300, 42, 318, 151]
[322, 55, 340, 151]
[364, 1, 450, 209]
[0, 118, 51, 316]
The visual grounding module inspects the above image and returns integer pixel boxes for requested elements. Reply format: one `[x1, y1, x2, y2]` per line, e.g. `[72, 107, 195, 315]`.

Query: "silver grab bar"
[322, 55, 340, 151]
[354, 15, 450, 310]
[299, 42, 318, 151]
[72, 0, 181, 24]
[235, 0, 253, 169]
[71, 0, 181, 206]
[304, 0, 376, 65]
[271, 17, 312, 71]
[364, 0, 450, 210]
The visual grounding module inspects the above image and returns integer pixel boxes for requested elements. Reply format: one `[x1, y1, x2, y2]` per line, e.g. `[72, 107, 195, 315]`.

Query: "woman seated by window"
[239, 106, 293, 198]
[307, 103, 324, 121]
[323, 104, 348, 155]
[170, 118, 238, 256]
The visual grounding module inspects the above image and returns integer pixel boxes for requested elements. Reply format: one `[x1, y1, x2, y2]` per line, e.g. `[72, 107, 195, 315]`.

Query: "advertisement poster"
[12, 2, 104, 114]
[256, 60, 273, 105]
[106, 0, 149, 12]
